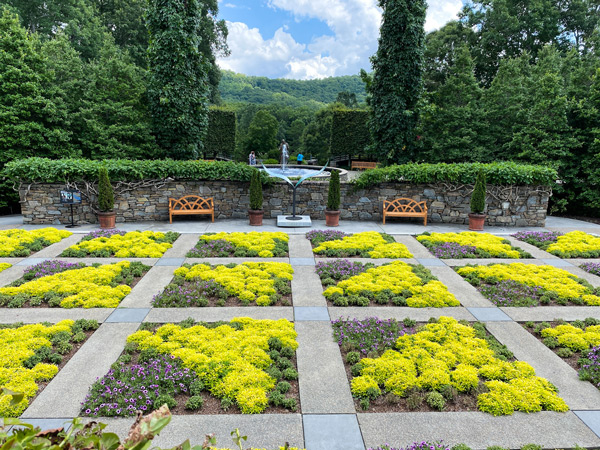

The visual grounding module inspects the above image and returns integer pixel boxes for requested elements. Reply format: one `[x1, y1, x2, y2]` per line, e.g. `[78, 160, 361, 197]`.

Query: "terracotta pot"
[468, 213, 486, 231]
[248, 209, 263, 226]
[98, 211, 116, 229]
[325, 210, 340, 227]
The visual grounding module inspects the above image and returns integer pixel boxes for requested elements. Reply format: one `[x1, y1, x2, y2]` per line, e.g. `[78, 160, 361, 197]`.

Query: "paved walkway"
[1, 215, 600, 449]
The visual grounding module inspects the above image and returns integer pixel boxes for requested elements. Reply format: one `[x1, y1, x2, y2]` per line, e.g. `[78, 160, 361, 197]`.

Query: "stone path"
[1, 216, 600, 450]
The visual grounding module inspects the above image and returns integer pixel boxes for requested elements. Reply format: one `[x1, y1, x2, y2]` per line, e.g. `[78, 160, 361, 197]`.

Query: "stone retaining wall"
[20, 180, 550, 226]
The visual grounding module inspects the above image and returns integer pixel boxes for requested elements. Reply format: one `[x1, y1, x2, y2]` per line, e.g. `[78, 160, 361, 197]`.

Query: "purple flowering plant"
[478, 279, 543, 307]
[81, 229, 127, 241]
[581, 262, 600, 277]
[511, 230, 563, 250]
[429, 242, 479, 259]
[306, 229, 349, 246]
[81, 355, 195, 417]
[23, 260, 86, 281]
[187, 239, 236, 257]
[152, 278, 227, 307]
[331, 317, 414, 356]
[315, 259, 371, 281]
[369, 441, 449, 450]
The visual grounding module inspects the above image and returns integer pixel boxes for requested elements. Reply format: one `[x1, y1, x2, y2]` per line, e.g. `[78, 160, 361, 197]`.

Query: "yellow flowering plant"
[61, 231, 180, 257]
[526, 318, 600, 390]
[0, 228, 72, 257]
[0, 319, 99, 417]
[312, 231, 413, 258]
[458, 263, 600, 306]
[346, 316, 568, 416]
[322, 261, 459, 307]
[0, 261, 149, 308]
[153, 262, 294, 307]
[416, 232, 531, 259]
[0, 263, 11, 273]
[188, 232, 289, 258]
[120, 318, 299, 414]
[545, 231, 600, 258]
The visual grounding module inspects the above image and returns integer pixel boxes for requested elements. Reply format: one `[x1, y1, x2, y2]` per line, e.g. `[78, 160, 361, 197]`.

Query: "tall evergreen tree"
[243, 110, 279, 160]
[146, 0, 211, 159]
[419, 46, 486, 162]
[367, 0, 427, 165]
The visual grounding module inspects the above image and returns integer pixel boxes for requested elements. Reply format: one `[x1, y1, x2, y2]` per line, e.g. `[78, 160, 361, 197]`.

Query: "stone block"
[145, 205, 156, 213]
[431, 201, 445, 208]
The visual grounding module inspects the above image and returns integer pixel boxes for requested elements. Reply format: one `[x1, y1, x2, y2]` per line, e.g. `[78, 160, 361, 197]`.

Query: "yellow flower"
[0, 228, 72, 257]
[417, 232, 522, 258]
[313, 231, 413, 258]
[0, 263, 11, 273]
[546, 231, 600, 257]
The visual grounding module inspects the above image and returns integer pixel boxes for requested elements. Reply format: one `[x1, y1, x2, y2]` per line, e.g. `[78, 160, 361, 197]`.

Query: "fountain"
[261, 162, 331, 227]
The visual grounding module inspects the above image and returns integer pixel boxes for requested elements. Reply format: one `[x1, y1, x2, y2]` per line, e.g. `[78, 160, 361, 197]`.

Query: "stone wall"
[20, 181, 550, 226]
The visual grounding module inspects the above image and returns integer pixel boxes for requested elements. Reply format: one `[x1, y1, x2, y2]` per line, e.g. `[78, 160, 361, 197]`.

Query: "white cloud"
[218, 0, 464, 79]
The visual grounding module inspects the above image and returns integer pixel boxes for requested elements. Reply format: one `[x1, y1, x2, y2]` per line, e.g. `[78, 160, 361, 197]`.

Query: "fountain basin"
[261, 165, 347, 180]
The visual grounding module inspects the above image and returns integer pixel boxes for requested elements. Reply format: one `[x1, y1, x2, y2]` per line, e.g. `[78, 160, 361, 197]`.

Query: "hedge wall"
[206, 107, 236, 158]
[330, 109, 371, 157]
[353, 162, 558, 188]
[2, 158, 271, 183]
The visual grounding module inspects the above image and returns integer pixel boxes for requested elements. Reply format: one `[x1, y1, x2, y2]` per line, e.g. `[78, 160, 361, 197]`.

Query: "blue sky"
[216, 0, 465, 80]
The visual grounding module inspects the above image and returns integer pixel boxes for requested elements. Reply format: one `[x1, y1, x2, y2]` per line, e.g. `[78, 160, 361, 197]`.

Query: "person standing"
[249, 151, 256, 166]
[297, 152, 304, 164]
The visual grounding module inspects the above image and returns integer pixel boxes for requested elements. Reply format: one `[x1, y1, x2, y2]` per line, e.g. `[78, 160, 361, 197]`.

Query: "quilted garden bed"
[416, 232, 531, 259]
[152, 262, 294, 307]
[0, 228, 72, 257]
[457, 263, 600, 306]
[333, 316, 568, 415]
[80, 318, 299, 416]
[512, 231, 600, 258]
[187, 232, 289, 257]
[0, 319, 99, 417]
[308, 231, 413, 258]
[60, 230, 180, 257]
[0, 260, 150, 308]
[525, 318, 600, 390]
[319, 260, 459, 307]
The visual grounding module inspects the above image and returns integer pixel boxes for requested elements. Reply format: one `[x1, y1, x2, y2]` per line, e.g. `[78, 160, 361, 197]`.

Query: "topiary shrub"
[249, 169, 263, 211]
[470, 169, 486, 214]
[98, 167, 114, 212]
[327, 170, 341, 211]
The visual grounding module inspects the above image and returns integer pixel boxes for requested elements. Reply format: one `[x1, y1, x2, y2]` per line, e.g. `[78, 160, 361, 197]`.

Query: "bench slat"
[169, 195, 214, 223]
[382, 198, 427, 226]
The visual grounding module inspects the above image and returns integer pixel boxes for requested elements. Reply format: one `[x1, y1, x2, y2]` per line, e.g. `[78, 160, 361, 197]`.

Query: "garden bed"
[580, 262, 600, 277]
[60, 230, 180, 258]
[0, 260, 150, 308]
[319, 260, 459, 307]
[457, 263, 600, 306]
[80, 318, 300, 417]
[187, 232, 289, 258]
[0, 263, 11, 273]
[512, 230, 600, 258]
[416, 232, 531, 259]
[308, 230, 413, 258]
[524, 318, 600, 389]
[0, 319, 99, 417]
[152, 262, 294, 307]
[333, 316, 568, 415]
[0, 228, 72, 257]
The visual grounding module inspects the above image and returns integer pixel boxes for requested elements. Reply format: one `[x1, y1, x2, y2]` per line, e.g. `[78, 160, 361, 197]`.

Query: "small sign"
[60, 189, 81, 205]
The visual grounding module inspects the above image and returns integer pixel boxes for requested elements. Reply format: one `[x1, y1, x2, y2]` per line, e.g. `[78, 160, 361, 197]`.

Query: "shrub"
[249, 169, 263, 211]
[425, 391, 446, 410]
[327, 170, 341, 211]
[184, 395, 204, 410]
[470, 170, 486, 214]
[97, 167, 114, 212]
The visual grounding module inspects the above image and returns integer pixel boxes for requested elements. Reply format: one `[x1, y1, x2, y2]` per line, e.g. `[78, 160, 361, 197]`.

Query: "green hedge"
[206, 107, 236, 158]
[330, 109, 371, 156]
[2, 158, 272, 183]
[353, 162, 557, 189]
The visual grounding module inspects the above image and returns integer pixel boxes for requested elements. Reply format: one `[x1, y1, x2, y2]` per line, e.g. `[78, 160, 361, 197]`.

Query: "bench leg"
[211, 211, 214, 222]
[169, 213, 172, 224]
[424, 215, 427, 226]
[383, 214, 386, 225]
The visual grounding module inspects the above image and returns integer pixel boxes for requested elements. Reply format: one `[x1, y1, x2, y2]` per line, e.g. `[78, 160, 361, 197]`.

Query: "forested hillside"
[219, 71, 366, 107]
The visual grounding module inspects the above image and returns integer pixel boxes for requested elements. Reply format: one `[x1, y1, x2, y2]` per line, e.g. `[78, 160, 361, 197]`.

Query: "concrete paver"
[295, 322, 355, 414]
[502, 306, 600, 322]
[294, 306, 329, 321]
[303, 414, 364, 450]
[467, 307, 512, 321]
[289, 234, 314, 258]
[291, 265, 327, 306]
[144, 307, 294, 323]
[428, 266, 493, 307]
[328, 306, 477, 322]
[0, 308, 112, 324]
[0, 264, 24, 286]
[119, 265, 176, 308]
[162, 233, 200, 257]
[33, 234, 83, 258]
[394, 235, 432, 258]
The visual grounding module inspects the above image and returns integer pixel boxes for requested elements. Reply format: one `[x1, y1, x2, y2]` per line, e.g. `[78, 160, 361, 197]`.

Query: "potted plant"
[248, 169, 263, 226]
[468, 170, 486, 231]
[97, 167, 116, 229]
[325, 169, 341, 227]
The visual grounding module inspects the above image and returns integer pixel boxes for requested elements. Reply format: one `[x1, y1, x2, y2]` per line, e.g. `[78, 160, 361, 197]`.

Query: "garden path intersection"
[1, 215, 600, 450]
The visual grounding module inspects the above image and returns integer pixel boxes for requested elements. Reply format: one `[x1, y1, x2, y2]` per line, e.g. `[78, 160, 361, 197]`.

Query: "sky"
[216, 0, 465, 80]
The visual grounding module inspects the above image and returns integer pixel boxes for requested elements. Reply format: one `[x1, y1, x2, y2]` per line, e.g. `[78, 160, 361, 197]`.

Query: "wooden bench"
[351, 161, 377, 170]
[382, 198, 428, 225]
[169, 196, 214, 223]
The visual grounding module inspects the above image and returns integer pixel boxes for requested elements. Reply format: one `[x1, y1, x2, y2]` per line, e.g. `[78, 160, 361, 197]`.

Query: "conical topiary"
[327, 169, 340, 211]
[470, 170, 486, 214]
[249, 169, 263, 211]
[98, 167, 114, 212]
